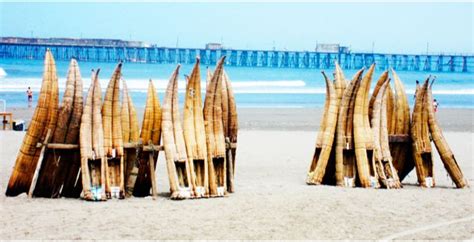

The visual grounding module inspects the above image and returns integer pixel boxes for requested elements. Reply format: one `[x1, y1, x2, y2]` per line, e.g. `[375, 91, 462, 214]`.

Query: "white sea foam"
[0, 77, 473, 95]
[0, 67, 7, 77]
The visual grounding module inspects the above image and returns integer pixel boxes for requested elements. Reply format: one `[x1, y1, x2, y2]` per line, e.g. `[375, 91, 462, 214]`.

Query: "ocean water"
[0, 58, 473, 108]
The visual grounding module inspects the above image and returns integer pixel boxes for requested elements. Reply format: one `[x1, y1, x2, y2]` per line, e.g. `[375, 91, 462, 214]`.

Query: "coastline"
[5, 106, 474, 132]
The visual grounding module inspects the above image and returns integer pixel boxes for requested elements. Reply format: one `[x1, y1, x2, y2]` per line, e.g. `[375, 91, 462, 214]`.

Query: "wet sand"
[7, 107, 474, 132]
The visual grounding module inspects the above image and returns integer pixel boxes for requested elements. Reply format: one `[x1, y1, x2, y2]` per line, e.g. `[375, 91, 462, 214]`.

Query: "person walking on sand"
[433, 98, 439, 112]
[26, 87, 33, 107]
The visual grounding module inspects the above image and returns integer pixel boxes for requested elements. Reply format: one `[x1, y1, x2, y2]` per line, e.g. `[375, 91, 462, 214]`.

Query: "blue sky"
[0, 2, 472, 54]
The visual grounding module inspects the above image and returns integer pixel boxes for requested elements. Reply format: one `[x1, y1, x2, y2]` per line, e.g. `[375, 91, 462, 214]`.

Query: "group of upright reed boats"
[307, 63, 468, 189]
[5, 49, 467, 202]
[6, 50, 238, 201]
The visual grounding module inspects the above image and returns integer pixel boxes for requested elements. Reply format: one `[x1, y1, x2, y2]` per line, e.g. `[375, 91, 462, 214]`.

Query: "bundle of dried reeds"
[101, 63, 125, 199]
[306, 71, 339, 185]
[335, 69, 364, 187]
[33, 58, 83, 198]
[80, 69, 107, 201]
[411, 78, 434, 187]
[425, 80, 468, 188]
[353, 64, 378, 188]
[121, 80, 141, 197]
[221, 70, 238, 193]
[162, 65, 193, 199]
[6, 49, 59, 197]
[183, 58, 208, 198]
[387, 70, 413, 181]
[60, 59, 84, 198]
[204, 57, 227, 197]
[369, 74, 401, 189]
[308, 63, 415, 189]
[130, 79, 162, 197]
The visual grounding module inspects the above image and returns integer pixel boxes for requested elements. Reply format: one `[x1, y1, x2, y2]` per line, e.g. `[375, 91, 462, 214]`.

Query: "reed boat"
[386, 84, 395, 135]
[335, 69, 364, 187]
[204, 57, 227, 197]
[183, 58, 209, 198]
[390, 70, 413, 180]
[306, 71, 338, 185]
[80, 69, 107, 201]
[32, 58, 83, 198]
[368, 71, 389, 121]
[334, 62, 347, 103]
[102, 63, 125, 199]
[6, 49, 58, 197]
[163, 65, 193, 199]
[426, 80, 467, 188]
[221, 70, 238, 193]
[121, 80, 141, 197]
[206, 67, 212, 91]
[369, 74, 401, 189]
[411, 78, 434, 187]
[131, 80, 162, 197]
[353, 64, 378, 188]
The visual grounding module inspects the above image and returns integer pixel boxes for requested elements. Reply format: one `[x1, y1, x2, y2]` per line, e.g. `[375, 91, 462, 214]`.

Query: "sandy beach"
[0, 107, 472, 240]
[7, 106, 474, 132]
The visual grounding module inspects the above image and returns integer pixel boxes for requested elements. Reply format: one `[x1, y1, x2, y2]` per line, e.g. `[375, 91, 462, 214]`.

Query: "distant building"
[315, 43, 350, 53]
[0, 37, 148, 47]
[205, 43, 223, 50]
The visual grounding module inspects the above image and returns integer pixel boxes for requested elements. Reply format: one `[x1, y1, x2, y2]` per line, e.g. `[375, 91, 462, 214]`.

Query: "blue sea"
[0, 58, 473, 109]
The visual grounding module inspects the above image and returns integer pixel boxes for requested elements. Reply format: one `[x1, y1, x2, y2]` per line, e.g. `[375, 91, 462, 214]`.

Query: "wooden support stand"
[29, 140, 247, 199]
[28, 129, 52, 198]
[0, 112, 13, 130]
[123, 142, 163, 199]
[342, 135, 353, 150]
[389, 134, 411, 143]
[225, 138, 234, 193]
[29, 129, 82, 198]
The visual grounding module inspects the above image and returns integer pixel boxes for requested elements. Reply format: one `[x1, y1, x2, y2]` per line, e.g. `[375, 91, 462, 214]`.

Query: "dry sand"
[0, 108, 473, 240]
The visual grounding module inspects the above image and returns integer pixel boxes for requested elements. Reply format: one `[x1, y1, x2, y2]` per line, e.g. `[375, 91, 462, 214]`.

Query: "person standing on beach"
[433, 98, 439, 112]
[26, 87, 33, 107]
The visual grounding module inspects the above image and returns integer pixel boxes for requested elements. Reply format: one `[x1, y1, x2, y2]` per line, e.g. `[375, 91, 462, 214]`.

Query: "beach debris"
[308, 62, 467, 189]
[183, 58, 209, 198]
[6, 49, 59, 197]
[162, 65, 193, 199]
[204, 57, 228, 197]
[80, 69, 107, 201]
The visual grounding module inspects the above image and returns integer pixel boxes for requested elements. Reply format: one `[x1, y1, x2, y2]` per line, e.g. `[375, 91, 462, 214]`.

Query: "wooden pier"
[0, 40, 472, 72]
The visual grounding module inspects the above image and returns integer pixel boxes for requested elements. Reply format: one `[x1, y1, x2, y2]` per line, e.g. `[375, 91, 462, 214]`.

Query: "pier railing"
[0, 43, 472, 72]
